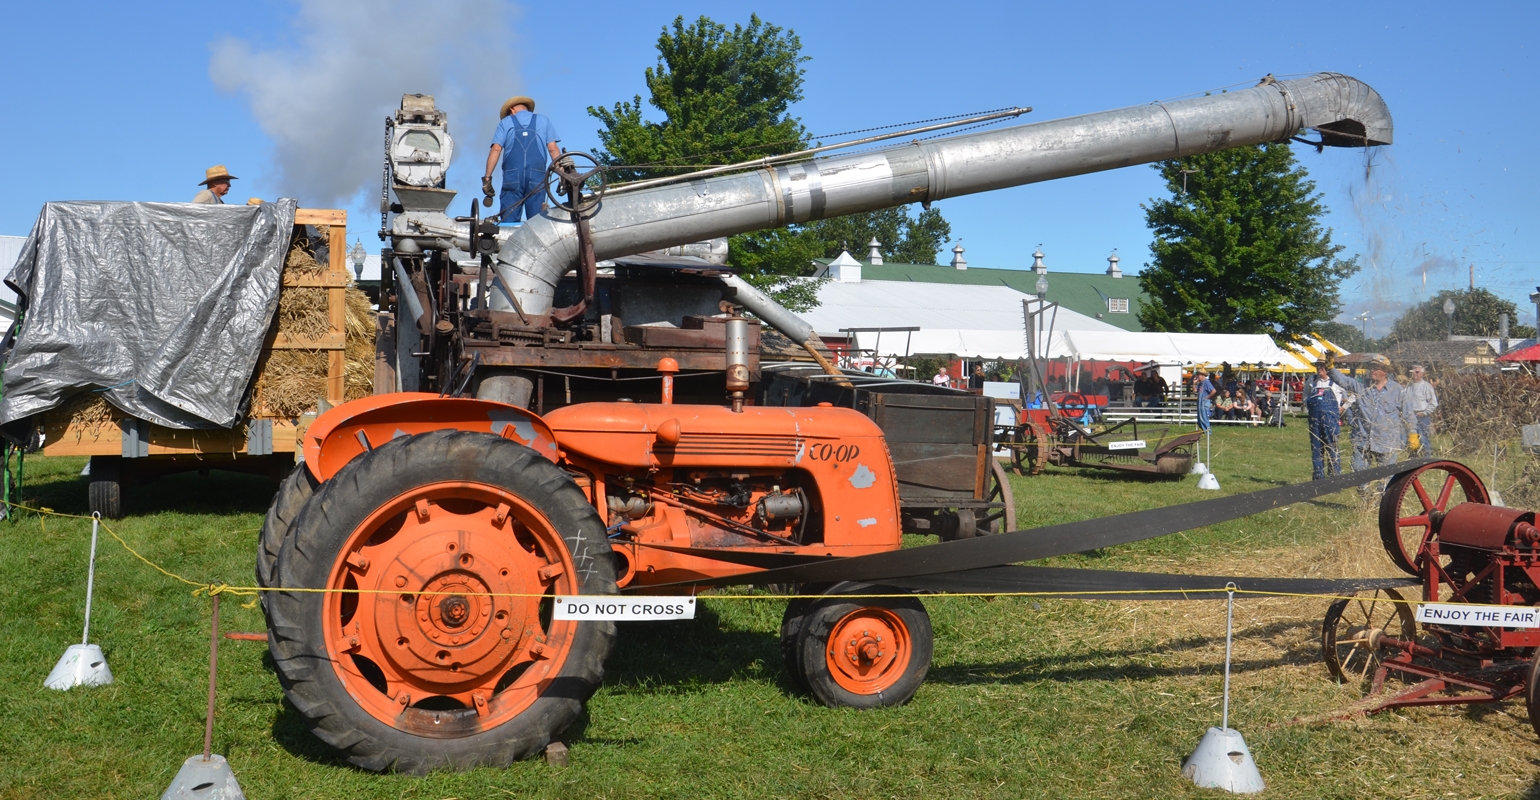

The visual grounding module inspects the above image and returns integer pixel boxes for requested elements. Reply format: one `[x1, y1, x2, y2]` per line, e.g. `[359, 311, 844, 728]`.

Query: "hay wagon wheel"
[1321, 587, 1416, 687]
[1379, 461, 1489, 576]
[978, 460, 1017, 534]
[266, 430, 616, 773]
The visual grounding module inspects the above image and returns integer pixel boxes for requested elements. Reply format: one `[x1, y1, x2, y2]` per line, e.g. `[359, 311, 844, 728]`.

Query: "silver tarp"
[2, 199, 298, 429]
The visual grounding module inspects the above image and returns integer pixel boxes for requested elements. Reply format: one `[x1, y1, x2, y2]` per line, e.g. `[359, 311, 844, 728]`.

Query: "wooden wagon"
[29, 209, 354, 517]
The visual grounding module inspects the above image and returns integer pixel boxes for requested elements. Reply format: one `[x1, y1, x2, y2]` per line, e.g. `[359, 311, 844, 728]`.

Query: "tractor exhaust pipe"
[493, 72, 1392, 341]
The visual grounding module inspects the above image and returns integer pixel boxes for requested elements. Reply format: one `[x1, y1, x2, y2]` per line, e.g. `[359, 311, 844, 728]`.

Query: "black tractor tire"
[780, 597, 814, 692]
[266, 429, 617, 773]
[797, 589, 932, 709]
[255, 463, 318, 611]
[87, 456, 124, 519]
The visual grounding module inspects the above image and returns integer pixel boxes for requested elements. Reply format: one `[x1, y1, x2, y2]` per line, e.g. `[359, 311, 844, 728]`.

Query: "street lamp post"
[1355, 311, 1373, 340]
[1443, 298, 1456, 341]
[1035, 274, 1048, 299]
[350, 240, 367, 283]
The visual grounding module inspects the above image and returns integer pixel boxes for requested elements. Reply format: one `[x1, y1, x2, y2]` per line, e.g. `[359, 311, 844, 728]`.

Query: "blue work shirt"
[492, 111, 560, 154]
[1329, 370, 1414, 454]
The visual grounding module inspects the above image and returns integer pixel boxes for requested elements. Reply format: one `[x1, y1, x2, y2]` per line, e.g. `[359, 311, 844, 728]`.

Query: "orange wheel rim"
[321, 481, 578, 737]
[824, 607, 910, 695]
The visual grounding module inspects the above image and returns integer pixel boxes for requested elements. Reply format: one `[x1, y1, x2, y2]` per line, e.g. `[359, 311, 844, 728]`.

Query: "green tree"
[588, 15, 810, 182]
[587, 14, 952, 311]
[1385, 288, 1537, 343]
[1136, 144, 1360, 343]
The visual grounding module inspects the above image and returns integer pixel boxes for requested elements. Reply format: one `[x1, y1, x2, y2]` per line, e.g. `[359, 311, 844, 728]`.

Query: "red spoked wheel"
[267, 430, 616, 773]
[1379, 460, 1489, 576]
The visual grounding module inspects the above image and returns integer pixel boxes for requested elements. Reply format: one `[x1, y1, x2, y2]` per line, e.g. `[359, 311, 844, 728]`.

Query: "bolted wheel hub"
[826, 608, 911, 694]
[368, 530, 540, 692]
[439, 596, 472, 628]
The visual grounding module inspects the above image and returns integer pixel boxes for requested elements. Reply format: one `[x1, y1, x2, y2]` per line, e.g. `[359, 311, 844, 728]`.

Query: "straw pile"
[52, 224, 375, 429]
[54, 392, 115, 442]
[248, 226, 375, 418]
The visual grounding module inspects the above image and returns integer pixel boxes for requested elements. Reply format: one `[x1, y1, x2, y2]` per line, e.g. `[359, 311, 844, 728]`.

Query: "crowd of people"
[1192, 366, 1281, 432]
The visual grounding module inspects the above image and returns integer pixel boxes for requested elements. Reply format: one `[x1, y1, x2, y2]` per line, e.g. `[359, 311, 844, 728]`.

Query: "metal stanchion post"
[45, 513, 113, 690]
[1182, 583, 1262, 793]
[162, 592, 245, 798]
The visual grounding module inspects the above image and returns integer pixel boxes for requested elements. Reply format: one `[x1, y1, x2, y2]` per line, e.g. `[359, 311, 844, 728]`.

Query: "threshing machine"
[261, 73, 1394, 772]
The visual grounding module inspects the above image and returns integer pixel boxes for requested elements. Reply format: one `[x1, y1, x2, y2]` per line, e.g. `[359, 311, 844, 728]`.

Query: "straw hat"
[198, 165, 237, 186]
[499, 96, 536, 117]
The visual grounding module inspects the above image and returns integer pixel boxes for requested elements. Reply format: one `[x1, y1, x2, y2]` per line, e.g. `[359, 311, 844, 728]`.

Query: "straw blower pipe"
[485, 72, 1390, 340]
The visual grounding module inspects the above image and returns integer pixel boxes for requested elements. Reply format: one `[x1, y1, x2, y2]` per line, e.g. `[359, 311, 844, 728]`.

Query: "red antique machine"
[1321, 460, 1540, 733]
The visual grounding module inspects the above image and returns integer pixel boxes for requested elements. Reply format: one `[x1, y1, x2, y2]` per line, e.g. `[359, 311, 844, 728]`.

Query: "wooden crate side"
[293, 208, 346, 226]
[41, 415, 300, 457]
[325, 215, 348, 405]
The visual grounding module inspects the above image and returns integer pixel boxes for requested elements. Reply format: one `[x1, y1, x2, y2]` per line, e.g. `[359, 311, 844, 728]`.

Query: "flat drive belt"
[879, 565, 1417, 601]
[632, 458, 1433, 593]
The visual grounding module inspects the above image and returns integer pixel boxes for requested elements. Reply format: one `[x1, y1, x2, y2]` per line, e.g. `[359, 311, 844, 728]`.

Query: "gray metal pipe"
[494, 72, 1391, 342]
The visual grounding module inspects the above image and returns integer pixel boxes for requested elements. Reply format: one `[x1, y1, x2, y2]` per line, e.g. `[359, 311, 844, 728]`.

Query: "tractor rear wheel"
[266, 429, 616, 773]
[797, 589, 932, 709]
[256, 463, 317, 601]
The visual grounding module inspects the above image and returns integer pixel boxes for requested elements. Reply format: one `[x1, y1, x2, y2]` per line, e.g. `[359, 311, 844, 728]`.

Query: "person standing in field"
[1305, 361, 1344, 479]
[1405, 364, 1438, 457]
[1329, 354, 1417, 471]
[1194, 368, 1215, 433]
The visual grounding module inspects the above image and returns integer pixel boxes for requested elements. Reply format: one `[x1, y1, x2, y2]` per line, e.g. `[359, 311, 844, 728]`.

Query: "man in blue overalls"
[1304, 361, 1342, 479]
[482, 96, 562, 223]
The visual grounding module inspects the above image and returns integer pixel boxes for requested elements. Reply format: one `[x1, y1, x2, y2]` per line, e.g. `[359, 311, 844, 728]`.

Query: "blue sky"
[4, 1, 1535, 335]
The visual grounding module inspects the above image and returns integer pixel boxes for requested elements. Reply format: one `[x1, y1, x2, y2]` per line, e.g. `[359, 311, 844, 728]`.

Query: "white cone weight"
[1183, 727, 1264, 793]
[160, 754, 245, 800]
[1197, 472, 1222, 491]
[44, 643, 113, 691]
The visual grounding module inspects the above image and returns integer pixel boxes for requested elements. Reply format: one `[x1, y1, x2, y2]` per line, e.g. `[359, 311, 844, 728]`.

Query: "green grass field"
[3, 423, 1538, 799]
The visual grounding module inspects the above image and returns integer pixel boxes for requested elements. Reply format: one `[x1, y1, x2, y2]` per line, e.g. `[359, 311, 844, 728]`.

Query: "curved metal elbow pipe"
[492, 72, 1391, 332]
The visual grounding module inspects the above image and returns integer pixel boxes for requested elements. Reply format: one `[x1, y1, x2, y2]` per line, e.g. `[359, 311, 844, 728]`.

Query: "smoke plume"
[210, 0, 519, 210]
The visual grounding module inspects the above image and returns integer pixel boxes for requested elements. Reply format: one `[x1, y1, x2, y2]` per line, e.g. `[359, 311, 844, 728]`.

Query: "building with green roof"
[813, 243, 1150, 332]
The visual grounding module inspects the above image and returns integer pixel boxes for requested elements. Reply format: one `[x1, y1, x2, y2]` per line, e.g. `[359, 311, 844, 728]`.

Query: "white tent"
[802, 281, 1118, 339]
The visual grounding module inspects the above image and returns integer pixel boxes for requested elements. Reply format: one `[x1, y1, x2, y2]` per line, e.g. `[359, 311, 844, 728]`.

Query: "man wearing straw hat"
[1328, 353, 1417, 471]
[192, 165, 237, 204]
[482, 96, 562, 223]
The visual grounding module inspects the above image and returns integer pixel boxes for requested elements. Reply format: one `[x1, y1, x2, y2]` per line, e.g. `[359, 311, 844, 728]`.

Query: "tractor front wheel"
[796, 589, 932, 709]
[266, 429, 616, 773]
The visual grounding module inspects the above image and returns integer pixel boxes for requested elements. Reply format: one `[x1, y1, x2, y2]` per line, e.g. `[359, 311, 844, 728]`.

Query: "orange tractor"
[257, 74, 1395, 771]
[259, 384, 921, 772]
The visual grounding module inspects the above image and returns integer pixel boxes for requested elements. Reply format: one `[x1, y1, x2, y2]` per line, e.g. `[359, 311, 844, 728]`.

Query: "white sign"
[983, 381, 1021, 400]
[552, 596, 696, 621]
[1415, 603, 1539, 628]
[1107, 440, 1146, 451]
